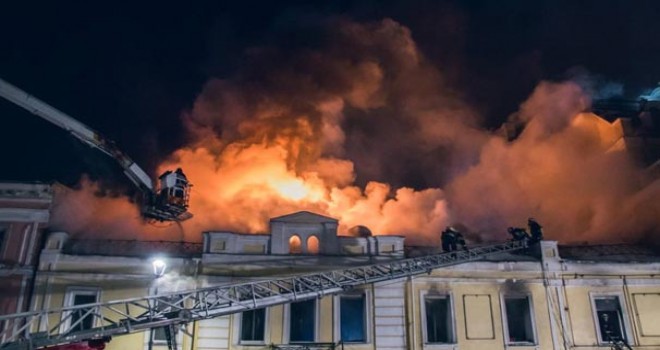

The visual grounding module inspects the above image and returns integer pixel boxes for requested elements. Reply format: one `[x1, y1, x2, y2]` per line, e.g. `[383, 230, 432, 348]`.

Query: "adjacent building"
[0, 182, 52, 341]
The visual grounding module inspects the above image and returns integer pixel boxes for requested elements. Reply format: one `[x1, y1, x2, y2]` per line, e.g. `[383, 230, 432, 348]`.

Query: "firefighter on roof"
[508, 227, 530, 242]
[528, 218, 543, 244]
[441, 226, 457, 252]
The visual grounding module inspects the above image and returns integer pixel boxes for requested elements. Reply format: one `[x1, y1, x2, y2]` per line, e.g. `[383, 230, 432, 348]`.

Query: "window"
[289, 235, 302, 254]
[152, 326, 170, 343]
[593, 296, 627, 343]
[64, 289, 99, 332]
[340, 295, 366, 342]
[423, 295, 454, 344]
[0, 224, 7, 259]
[150, 290, 183, 345]
[503, 296, 535, 344]
[240, 308, 266, 343]
[289, 299, 315, 342]
[307, 236, 319, 254]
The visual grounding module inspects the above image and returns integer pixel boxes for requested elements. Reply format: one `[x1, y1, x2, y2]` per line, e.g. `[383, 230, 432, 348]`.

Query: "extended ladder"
[0, 240, 527, 350]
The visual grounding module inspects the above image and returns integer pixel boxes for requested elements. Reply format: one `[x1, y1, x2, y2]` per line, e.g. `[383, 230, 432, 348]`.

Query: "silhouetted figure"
[455, 232, 467, 251]
[508, 227, 530, 242]
[441, 227, 457, 252]
[527, 218, 543, 244]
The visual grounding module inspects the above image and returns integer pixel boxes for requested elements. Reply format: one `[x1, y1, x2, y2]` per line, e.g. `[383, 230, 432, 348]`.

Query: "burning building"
[1, 14, 659, 350]
[1, 210, 659, 350]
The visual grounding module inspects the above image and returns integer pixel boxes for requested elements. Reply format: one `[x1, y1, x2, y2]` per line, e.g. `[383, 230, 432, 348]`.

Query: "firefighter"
[441, 227, 457, 252]
[508, 227, 530, 242]
[528, 218, 543, 244]
[455, 231, 467, 251]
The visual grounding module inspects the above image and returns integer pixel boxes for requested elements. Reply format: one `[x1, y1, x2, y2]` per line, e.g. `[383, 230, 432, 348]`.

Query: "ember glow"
[51, 18, 659, 245]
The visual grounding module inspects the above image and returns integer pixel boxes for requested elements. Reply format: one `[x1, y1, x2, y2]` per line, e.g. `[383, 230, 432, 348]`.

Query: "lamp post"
[149, 258, 167, 350]
[152, 258, 167, 279]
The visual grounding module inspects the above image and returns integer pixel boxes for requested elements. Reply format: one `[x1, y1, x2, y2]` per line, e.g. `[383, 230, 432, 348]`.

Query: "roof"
[558, 244, 660, 262]
[63, 239, 203, 258]
[269, 210, 338, 224]
[0, 182, 52, 199]
[404, 244, 540, 262]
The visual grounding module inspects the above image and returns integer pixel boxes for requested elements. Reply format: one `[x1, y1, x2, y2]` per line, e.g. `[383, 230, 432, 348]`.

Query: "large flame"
[50, 18, 659, 245]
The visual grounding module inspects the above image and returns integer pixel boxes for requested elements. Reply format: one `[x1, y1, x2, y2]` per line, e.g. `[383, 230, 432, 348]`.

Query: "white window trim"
[234, 307, 270, 345]
[589, 292, 634, 346]
[143, 286, 184, 349]
[143, 325, 184, 350]
[283, 298, 319, 343]
[419, 290, 456, 348]
[61, 287, 101, 334]
[499, 292, 538, 346]
[333, 289, 372, 344]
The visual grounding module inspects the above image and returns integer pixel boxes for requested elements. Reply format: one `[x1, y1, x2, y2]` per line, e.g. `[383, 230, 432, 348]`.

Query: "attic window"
[289, 235, 302, 254]
[307, 236, 319, 254]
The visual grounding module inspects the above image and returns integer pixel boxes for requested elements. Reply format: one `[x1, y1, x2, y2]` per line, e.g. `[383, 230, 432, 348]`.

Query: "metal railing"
[63, 239, 203, 258]
[0, 240, 527, 350]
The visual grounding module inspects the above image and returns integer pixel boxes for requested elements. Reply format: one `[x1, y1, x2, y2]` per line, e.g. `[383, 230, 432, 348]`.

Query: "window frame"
[151, 326, 171, 344]
[146, 286, 184, 347]
[0, 224, 9, 260]
[590, 292, 633, 346]
[334, 290, 372, 344]
[420, 290, 456, 346]
[61, 287, 101, 334]
[237, 307, 269, 345]
[284, 298, 319, 344]
[499, 293, 538, 346]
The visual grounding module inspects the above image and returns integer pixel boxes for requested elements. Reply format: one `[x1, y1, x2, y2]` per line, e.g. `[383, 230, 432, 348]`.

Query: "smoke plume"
[51, 18, 659, 245]
[447, 81, 659, 243]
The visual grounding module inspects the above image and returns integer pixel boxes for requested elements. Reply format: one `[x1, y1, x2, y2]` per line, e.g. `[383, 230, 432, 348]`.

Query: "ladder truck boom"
[0, 78, 192, 222]
[0, 239, 527, 350]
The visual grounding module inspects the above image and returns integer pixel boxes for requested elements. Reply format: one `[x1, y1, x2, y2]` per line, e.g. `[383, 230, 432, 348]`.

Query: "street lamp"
[149, 258, 167, 350]
[152, 258, 167, 278]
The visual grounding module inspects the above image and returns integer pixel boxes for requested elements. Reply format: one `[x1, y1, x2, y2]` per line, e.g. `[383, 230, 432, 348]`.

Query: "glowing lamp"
[152, 259, 167, 278]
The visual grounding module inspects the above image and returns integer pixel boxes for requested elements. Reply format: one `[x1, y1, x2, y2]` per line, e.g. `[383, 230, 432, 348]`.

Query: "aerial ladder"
[0, 78, 192, 222]
[0, 239, 528, 350]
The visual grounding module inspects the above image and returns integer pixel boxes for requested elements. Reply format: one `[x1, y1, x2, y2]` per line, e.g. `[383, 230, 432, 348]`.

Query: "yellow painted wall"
[409, 280, 557, 350]
[31, 276, 152, 350]
[563, 281, 660, 348]
[319, 296, 333, 342]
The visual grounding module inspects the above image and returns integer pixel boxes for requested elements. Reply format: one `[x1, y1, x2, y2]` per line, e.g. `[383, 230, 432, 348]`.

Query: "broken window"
[289, 299, 315, 342]
[424, 295, 454, 344]
[241, 308, 266, 342]
[340, 294, 366, 342]
[594, 296, 627, 343]
[503, 296, 535, 344]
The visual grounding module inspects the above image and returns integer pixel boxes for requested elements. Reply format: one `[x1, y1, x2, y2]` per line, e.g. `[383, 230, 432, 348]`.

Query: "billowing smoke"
[49, 178, 181, 240]
[447, 81, 659, 243]
[156, 18, 468, 244]
[51, 18, 659, 245]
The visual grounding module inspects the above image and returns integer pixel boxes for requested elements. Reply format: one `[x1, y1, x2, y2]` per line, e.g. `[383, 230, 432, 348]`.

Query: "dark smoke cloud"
[192, 17, 483, 189]
[50, 16, 659, 246]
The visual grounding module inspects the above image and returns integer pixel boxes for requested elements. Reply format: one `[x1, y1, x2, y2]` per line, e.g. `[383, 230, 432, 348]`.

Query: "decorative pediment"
[270, 211, 338, 224]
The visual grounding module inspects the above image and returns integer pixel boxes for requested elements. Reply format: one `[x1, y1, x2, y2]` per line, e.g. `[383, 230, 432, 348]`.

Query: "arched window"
[307, 236, 319, 254]
[289, 235, 302, 254]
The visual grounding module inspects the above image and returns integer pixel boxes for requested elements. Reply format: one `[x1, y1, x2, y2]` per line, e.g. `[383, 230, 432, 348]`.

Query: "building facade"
[19, 211, 660, 350]
[0, 182, 52, 338]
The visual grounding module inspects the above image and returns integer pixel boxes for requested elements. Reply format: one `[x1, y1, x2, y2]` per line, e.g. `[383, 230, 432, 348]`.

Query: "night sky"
[3, 0, 660, 187]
